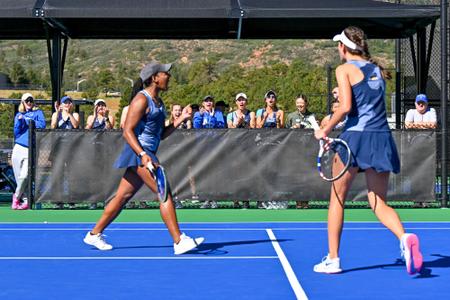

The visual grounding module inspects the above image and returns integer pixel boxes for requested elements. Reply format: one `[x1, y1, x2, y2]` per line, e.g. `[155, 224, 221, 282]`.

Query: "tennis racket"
[147, 162, 169, 203]
[308, 115, 352, 182]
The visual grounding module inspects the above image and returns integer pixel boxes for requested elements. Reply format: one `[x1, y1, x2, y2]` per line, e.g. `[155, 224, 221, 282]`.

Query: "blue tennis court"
[0, 222, 449, 299]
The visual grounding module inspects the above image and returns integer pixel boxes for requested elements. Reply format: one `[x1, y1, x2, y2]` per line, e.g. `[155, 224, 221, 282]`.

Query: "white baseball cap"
[21, 93, 34, 102]
[235, 92, 247, 101]
[94, 99, 106, 106]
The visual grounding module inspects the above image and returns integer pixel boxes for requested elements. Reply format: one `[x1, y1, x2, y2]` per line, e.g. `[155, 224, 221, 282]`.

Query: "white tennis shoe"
[174, 233, 204, 255]
[314, 255, 342, 274]
[83, 232, 113, 251]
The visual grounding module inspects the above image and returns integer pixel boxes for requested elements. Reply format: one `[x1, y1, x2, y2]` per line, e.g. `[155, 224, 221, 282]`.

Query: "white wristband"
[138, 151, 146, 158]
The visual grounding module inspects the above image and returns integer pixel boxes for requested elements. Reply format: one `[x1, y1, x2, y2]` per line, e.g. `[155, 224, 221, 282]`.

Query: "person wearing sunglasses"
[11, 93, 46, 209]
[404, 94, 437, 129]
[193, 95, 226, 129]
[256, 90, 284, 128]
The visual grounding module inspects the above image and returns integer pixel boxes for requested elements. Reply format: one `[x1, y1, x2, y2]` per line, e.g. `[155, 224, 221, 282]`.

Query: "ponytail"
[344, 26, 392, 80]
[130, 78, 144, 103]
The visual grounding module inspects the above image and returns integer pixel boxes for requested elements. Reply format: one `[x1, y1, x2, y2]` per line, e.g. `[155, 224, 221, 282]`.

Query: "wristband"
[138, 151, 146, 158]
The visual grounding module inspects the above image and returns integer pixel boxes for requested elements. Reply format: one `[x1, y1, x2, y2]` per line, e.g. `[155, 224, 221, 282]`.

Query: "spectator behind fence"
[285, 94, 315, 209]
[285, 94, 316, 129]
[166, 104, 192, 129]
[227, 93, 256, 129]
[404, 94, 437, 129]
[190, 103, 200, 116]
[50, 96, 80, 209]
[86, 99, 115, 129]
[11, 93, 46, 210]
[332, 86, 339, 101]
[120, 80, 145, 129]
[256, 90, 284, 128]
[193, 95, 226, 129]
[215, 100, 229, 128]
[321, 99, 346, 129]
[50, 96, 80, 129]
[227, 92, 255, 209]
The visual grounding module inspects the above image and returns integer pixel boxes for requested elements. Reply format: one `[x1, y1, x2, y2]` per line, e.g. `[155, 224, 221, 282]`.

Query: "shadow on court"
[340, 254, 450, 279]
[190, 238, 292, 255]
[112, 239, 292, 255]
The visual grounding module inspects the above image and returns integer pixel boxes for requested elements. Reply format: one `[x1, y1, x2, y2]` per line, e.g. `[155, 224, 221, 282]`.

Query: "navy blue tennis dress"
[114, 90, 166, 168]
[337, 60, 400, 173]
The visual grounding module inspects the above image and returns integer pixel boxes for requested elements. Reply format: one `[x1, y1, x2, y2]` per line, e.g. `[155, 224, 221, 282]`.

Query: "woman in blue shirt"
[11, 93, 46, 209]
[313, 27, 422, 275]
[193, 95, 225, 129]
[83, 62, 204, 254]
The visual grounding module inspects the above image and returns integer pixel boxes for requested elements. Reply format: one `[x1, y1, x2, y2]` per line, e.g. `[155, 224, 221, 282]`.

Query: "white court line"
[0, 256, 277, 260]
[266, 229, 308, 300]
[2, 221, 450, 224]
[0, 227, 449, 231]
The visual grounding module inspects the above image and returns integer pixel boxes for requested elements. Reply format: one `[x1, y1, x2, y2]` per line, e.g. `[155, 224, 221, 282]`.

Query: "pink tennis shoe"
[401, 233, 423, 275]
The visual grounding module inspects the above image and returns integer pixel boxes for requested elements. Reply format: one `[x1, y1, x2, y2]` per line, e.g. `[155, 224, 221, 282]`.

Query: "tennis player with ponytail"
[84, 61, 204, 254]
[313, 27, 422, 274]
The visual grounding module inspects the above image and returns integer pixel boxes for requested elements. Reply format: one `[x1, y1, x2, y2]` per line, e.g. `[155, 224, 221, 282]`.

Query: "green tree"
[95, 69, 116, 92]
[9, 62, 29, 85]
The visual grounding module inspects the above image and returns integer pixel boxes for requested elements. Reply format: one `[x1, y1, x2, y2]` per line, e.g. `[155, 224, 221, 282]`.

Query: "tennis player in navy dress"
[313, 27, 423, 274]
[83, 61, 204, 255]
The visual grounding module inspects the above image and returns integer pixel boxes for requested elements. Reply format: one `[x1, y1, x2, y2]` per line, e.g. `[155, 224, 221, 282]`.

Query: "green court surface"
[1, 206, 450, 223]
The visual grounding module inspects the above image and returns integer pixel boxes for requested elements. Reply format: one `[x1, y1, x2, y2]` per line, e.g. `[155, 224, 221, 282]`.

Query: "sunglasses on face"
[24, 97, 34, 104]
[417, 102, 427, 106]
[236, 98, 247, 102]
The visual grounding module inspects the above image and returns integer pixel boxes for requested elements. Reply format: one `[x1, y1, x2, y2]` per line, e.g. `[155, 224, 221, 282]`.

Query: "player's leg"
[91, 168, 143, 234]
[328, 155, 358, 259]
[136, 165, 204, 254]
[84, 168, 143, 250]
[314, 155, 357, 273]
[365, 168, 422, 274]
[365, 169, 404, 238]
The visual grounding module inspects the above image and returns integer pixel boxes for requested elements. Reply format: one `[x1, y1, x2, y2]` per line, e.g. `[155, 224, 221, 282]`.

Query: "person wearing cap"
[11, 93, 46, 210]
[404, 94, 437, 129]
[285, 94, 316, 130]
[84, 61, 204, 254]
[313, 26, 422, 275]
[226, 92, 255, 209]
[256, 90, 284, 128]
[86, 99, 115, 129]
[192, 95, 226, 129]
[227, 93, 256, 129]
[50, 96, 80, 129]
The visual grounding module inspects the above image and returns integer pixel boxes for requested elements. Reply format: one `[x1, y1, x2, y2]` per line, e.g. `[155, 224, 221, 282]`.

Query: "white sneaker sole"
[174, 237, 204, 255]
[313, 267, 342, 274]
[83, 237, 113, 251]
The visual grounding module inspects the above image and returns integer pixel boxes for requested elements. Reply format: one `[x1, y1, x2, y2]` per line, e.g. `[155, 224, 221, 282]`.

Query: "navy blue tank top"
[92, 117, 106, 129]
[343, 60, 390, 132]
[57, 111, 74, 129]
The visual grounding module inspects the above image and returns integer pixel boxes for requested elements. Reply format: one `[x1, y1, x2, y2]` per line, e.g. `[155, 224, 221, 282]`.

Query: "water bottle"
[435, 176, 442, 195]
[448, 176, 450, 194]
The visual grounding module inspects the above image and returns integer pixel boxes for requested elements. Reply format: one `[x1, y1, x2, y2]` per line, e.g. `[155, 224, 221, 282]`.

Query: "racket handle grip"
[147, 162, 155, 174]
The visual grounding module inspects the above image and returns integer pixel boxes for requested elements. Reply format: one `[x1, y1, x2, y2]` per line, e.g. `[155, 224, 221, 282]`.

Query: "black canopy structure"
[0, 0, 440, 39]
[0, 0, 447, 205]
